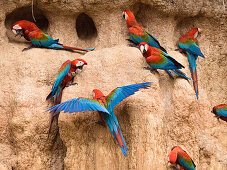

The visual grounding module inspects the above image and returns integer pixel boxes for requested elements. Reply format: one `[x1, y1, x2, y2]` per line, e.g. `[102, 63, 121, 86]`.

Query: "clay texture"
[0, 0, 227, 169]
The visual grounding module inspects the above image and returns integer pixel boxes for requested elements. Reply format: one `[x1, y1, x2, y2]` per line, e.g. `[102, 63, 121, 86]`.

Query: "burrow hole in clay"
[76, 13, 97, 40]
[5, 6, 49, 41]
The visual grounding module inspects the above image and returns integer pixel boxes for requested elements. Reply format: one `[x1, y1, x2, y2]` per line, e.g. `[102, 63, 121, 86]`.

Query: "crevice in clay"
[5, 6, 49, 42]
[76, 13, 97, 40]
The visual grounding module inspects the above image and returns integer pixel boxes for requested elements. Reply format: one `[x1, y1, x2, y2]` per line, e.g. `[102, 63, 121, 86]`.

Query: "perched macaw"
[123, 10, 181, 78]
[46, 59, 87, 137]
[47, 82, 152, 156]
[12, 20, 95, 52]
[212, 104, 227, 122]
[168, 146, 196, 170]
[178, 28, 205, 99]
[122, 10, 166, 52]
[139, 42, 191, 80]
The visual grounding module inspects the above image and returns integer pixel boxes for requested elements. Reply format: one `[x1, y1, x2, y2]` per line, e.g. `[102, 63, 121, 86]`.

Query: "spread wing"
[106, 82, 152, 111]
[47, 60, 71, 100]
[47, 97, 110, 116]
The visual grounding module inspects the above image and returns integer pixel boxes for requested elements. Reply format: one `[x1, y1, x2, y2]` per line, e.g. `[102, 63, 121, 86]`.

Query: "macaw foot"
[22, 46, 34, 52]
[95, 121, 106, 127]
[144, 67, 158, 74]
[65, 82, 78, 87]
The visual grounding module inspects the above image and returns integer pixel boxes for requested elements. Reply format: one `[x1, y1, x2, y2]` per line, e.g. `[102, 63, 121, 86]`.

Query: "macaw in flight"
[47, 82, 152, 156]
[178, 28, 205, 99]
[139, 42, 191, 80]
[211, 104, 227, 122]
[168, 146, 196, 170]
[12, 20, 95, 52]
[46, 59, 87, 137]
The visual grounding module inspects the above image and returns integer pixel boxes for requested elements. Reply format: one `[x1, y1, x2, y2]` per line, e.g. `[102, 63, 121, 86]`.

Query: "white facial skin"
[92, 91, 96, 98]
[123, 11, 128, 20]
[145, 44, 148, 51]
[140, 45, 144, 53]
[194, 28, 201, 38]
[139, 44, 148, 53]
[76, 61, 84, 67]
[12, 24, 22, 35]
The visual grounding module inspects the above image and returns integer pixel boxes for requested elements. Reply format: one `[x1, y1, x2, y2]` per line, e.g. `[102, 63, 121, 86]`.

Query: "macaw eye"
[140, 45, 144, 53]
[76, 61, 84, 67]
[123, 12, 128, 20]
[145, 44, 148, 51]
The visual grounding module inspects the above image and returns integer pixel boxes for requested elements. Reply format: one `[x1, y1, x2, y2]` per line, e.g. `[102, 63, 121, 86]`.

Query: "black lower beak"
[15, 29, 23, 37]
[78, 65, 84, 70]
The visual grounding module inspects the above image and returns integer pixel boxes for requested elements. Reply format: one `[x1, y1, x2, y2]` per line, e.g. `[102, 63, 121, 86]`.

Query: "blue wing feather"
[47, 98, 110, 115]
[217, 108, 227, 117]
[106, 82, 152, 111]
[51, 62, 71, 99]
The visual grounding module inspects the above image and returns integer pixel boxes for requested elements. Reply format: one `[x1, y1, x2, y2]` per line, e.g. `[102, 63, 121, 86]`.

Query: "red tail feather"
[61, 45, 92, 52]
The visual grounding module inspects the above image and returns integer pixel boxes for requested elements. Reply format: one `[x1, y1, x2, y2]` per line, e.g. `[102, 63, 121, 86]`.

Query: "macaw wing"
[178, 150, 196, 169]
[47, 97, 110, 115]
[179, 40, 204, 58]
[106, 82, 152, 111]
[29, 31, 57, 46]
[51, 61, 71, 97]
[29, 30, 50, 41]
[163, 51, 185, 69]
[217, 108, 227, 117]
[146, 31, 167, 53]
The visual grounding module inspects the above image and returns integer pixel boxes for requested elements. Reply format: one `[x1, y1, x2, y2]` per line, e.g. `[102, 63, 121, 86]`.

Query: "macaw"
[211, 104, 227, 122]
[11, 20, 95, 52]
[178, 28, 205, 99]
[123, 10, 180, 78]
[46, 59, 87, 137]
[47, 82, 152, 156]
[139, 42, 191, 80]
[168, 146, 196, 170]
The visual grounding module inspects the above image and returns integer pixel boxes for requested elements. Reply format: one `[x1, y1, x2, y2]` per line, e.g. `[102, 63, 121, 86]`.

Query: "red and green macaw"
[178, 28, 205, 99]
[168, 146, 196, 170]
[12, 20, 95, 52]
[46, 59, 87, 137]
[212, 104, 227, 122]
[123, 10, 180, 78]
[47, 82, 152, 156]
[139, 42, 191, 80]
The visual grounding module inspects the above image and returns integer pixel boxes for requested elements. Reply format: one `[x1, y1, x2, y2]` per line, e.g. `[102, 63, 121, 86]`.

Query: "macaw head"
[185, 28, 201, 39]
[71, 59, 87, 70]
[168, 146, 179, 164]
[11, 20, 39, 37]
[139, 42, 149, 54]
[92, 89, 105, 100]
[123, 10, 137, 27]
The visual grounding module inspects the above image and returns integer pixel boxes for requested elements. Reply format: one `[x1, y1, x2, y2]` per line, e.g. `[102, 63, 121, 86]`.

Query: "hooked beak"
[78, 65, 85, 70]
[14, 29, 23, 37]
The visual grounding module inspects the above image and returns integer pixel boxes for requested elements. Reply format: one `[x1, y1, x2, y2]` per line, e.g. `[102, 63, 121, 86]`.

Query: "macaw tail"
[172, 69, 191, 80]
[112, 122, 128, 156]
[48, 87, 63, 138]
[106, 114, 128, 156]
[61, 45, 95, 52]
[47, 43, 95, 52]
[187, 52, 199, 99]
